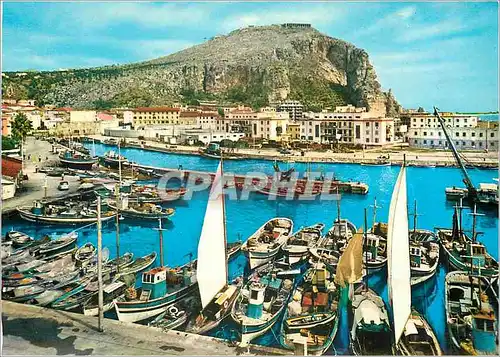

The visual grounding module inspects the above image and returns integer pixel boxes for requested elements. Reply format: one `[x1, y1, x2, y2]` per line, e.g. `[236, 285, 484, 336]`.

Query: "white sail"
[196, 161, 227, 309]
[387, 165, 411, 344]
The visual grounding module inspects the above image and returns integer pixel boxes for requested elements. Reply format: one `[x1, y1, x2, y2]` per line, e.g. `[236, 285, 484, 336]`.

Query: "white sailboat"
[388, 164, 442, 355]
[186, 160, 241, 334]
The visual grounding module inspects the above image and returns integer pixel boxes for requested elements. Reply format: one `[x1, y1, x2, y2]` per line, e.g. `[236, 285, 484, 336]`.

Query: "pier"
[2, 301, 288, 356]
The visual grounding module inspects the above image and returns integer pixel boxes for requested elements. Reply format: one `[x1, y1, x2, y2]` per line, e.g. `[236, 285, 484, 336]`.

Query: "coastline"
[85, 135, 499, 169]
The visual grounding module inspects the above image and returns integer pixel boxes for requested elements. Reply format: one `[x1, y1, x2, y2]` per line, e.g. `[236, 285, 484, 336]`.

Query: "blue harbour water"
[3, 142, 498, 354]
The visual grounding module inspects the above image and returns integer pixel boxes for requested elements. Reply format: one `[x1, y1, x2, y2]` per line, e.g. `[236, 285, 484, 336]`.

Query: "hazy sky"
[2, 1, 498, 112]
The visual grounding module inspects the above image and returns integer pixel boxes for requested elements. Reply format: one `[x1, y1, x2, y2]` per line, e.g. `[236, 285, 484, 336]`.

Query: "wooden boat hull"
[440, 244, 499, 278]
[241, 218, 293, 270]
[281, 312, 339, 356]
[114, 282, 199, 323]
[59, 157, 97, 170]
[118, 210, 173, 220]
[17, 209, 116, 225]
[231, 303, 285, 347]
[115, 252, 156, 279]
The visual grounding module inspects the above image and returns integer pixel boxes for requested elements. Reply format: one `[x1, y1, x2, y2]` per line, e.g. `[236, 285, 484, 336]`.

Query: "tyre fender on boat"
[168, 305, 179, 315]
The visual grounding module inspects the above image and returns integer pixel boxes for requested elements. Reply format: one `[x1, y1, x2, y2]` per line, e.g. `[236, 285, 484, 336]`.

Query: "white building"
[408, 121, 498, 151]
[301, 109, 395, 146]
[277, 100, 304, 120]
[2, 177, 16, 200]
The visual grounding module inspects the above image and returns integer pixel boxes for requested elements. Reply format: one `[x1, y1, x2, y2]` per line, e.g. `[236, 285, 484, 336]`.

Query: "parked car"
[279, 148, 292, 155]
[58, 181, 70, 191]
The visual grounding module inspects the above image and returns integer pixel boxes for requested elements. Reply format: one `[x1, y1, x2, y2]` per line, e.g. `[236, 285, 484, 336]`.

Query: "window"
[366, 122, 369, 127]
[414, 131, 418, 136]
[491, 132, 495, 138]
[356, 125, 361, 139]
[462, 132, 466, 137]
[438, 132, 442, 136]
[366, 138, 369, 143]
[375, 138, 379, 143]
[423, 140, 427, 144]
[471, 142, 475, 146]
[455, 132, 459, 137]
[479, 142, 483, 147]
[491, 142, 495, 147]
[375, 123, 379, 128]
[480, 132, 483, 137]
[423, 132, 427, 136]
[471, 132, 476, 137]
[251, 290, 259, 300]
[462, 141, 466, 146]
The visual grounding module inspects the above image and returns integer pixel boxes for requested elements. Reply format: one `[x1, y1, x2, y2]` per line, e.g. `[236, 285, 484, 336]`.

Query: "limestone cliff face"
[2, 25, 399, 114]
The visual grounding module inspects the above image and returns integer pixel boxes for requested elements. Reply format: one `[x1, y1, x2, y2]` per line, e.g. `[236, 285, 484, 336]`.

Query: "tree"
[2, 136, 18, 150]
[217, 107, 225, 117]
[11, 113, 33, 142]
[417, 107, 425, 113]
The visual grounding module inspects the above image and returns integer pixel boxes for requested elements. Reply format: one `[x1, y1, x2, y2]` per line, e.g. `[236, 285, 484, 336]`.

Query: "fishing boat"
[445, 271, 498, 355]
[114, 263, 199, 323]
[281, 223, 324, 265]
[100, 150, 130, 168]
[227, 241, 243, 261]
[241, 218, 293, 270]
[36, 232, 78, 259]
[280, 262, 340, 355]
[436, 204, 498, 278]
[386, 162, 442, 355]
[185, 161, 243, 335]
[199, 142, 242, 160]
[335, 216, 392, 354]
[362, 224, 388, 273]
[360, 155, 391, 166]
[149, 304, 189, 331]
[255, 184, 322, 200]
[115, 252, 156, 279]
[110, 201, 175, 221]
[231, 263, 296, 346]
[59, 150, 97, 170]
[4, 231, 34, 248]
[321, 197, 358, 254]
[51, 279, 102, 311]
[75, 243, 97, 267]
[17, 201, 116, 225]
[82, 281, 128, 316]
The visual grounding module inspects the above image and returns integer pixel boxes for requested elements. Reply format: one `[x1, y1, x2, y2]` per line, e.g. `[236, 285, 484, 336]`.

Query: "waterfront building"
[179, 111, 199, 126]
[408, 120, 498, 151]
[222, 105, 290, 140]
[131, 107, 180, 128]
[277, 100, 304, 120]
[301, 108, 395, 146]
[285, 122, 301, 141]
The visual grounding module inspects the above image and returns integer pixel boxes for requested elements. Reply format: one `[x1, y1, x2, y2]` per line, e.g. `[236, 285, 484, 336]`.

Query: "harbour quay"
[2, 301, 288, 355]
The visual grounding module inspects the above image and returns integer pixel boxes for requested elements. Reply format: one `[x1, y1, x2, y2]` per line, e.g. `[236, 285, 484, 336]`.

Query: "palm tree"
[11, 113, 33, 142]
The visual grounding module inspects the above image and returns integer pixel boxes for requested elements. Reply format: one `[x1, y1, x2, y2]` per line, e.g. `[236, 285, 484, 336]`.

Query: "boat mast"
[468, 204, 484, 243]
[335, 186, 341, 223]
[433, 107, 477, 198]
[411, 200, 420, 234]
[363, 207, 368, 291]
[457, 198, 465, 243]
[221, 152, 228, 283]
[370, 197, 380, 228]
[153, 218, 166, 267]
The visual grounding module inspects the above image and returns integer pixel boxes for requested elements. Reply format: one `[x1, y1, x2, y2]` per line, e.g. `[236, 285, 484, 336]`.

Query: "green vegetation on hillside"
[289, 74, 349, 111]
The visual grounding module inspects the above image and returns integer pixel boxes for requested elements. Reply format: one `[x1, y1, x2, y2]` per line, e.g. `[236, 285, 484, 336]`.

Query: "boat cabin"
[465, 243, 488, 268]
[409, 243, 422, 267]
[141, 267, 167, 300]
[364, 233, 385, 260]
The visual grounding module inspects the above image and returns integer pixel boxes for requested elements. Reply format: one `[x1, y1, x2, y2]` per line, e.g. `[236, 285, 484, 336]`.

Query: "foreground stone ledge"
[2, 301, 288, 356]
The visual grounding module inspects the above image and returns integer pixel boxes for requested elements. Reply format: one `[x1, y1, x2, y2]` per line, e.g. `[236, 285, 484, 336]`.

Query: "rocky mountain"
[2, 24, 400, 115]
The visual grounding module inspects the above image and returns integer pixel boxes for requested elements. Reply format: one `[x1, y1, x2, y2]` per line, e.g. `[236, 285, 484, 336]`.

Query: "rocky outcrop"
[2, 24, 399, 114]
